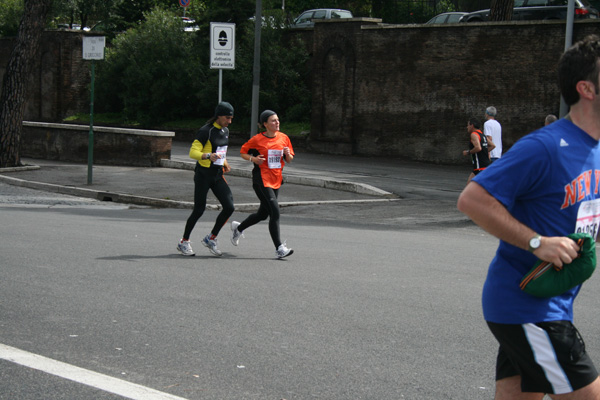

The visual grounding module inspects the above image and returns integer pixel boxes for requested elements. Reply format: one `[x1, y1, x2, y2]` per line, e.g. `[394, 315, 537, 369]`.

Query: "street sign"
[82, 36, 105, 60]
[179, 0, 190, 7]
[210, 23, 235, 70]
[81, 36, 106, 184]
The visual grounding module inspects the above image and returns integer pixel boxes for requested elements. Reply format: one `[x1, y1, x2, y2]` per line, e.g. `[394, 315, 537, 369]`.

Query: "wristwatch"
[528, 234, 542, 252]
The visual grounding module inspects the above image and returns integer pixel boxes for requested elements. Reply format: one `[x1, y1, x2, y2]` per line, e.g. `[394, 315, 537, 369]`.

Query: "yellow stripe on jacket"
[189, 139, 213, 168]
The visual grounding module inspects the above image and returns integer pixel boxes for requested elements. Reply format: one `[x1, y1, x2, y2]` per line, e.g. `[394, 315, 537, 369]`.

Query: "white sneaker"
[275, 242, 293, 259]
[231, 221, 244, 246]
[177, 239, 195, 256]
[202, 235, 222, 256]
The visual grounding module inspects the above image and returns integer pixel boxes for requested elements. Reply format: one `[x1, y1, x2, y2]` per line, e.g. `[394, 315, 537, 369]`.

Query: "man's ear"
[576, 80, 596, 101]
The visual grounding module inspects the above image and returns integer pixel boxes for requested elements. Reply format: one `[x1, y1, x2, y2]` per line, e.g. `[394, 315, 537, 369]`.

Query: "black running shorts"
[487, 321, 598, 394]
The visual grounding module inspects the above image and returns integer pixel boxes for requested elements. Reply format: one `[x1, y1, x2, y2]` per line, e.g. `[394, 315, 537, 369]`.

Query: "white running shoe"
[231, 221, 244, 246]
[202, 235, 222, 256]
[275, 242, 293, 259]
[177, 239, 195, 256]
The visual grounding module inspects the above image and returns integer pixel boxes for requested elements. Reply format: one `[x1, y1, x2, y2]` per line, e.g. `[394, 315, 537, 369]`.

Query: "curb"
[0, 165, 398, 210]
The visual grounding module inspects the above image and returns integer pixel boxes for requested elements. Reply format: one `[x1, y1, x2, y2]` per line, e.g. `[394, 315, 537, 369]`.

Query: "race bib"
[575, 199, 600, 240]
[267, 149, 283, 169]
[213, 145, 228, 166]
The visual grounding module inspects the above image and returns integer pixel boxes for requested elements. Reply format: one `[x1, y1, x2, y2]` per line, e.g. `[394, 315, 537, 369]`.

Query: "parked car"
[459, 0, 599, 22]
[180, 17, 199, 32]
[291, 8, 353, 28]
[426, 12, 468, 24]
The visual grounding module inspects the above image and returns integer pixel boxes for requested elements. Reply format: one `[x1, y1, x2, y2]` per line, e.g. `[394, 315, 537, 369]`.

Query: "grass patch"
[64, 113, 140, 126]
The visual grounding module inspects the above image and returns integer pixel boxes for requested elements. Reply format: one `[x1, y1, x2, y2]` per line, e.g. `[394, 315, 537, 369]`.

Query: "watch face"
[530, 238, 541, 248]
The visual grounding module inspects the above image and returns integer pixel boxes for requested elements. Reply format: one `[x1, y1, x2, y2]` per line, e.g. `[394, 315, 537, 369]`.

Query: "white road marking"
[0, 344, 189, 400]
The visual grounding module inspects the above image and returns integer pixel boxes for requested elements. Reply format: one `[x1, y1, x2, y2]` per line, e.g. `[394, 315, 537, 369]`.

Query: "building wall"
[307, 19, 600, 164]
[0, 30, 88, 123]
[4, 24, 600, 165]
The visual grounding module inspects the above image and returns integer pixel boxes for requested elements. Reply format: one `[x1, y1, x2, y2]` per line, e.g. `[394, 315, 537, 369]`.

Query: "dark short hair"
[558, 35, 600, 106]
[468, 117, 481, 129]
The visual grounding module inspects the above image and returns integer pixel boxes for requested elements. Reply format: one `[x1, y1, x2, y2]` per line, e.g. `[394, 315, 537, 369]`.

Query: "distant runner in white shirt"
[484, 106, 502, 162]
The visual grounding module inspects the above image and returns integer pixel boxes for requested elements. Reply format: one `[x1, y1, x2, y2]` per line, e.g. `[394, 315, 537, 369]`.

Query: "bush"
[95, 6, 310, 129]
[96, 8, 202, 125]
[0, 0, 23, 37]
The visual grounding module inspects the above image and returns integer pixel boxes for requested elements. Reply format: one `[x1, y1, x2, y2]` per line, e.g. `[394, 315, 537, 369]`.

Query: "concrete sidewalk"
[0, 141, 472, 226]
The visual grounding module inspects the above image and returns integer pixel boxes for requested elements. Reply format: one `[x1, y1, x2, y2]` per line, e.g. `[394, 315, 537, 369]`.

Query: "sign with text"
[82, 36, 106, 60]
[210, 22, 235, 70]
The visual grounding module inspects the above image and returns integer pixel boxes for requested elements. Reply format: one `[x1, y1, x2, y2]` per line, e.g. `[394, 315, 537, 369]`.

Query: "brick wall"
[307, 19, 600, 164]
[0, 30, 88, 123]
[4, 24, 600, 165]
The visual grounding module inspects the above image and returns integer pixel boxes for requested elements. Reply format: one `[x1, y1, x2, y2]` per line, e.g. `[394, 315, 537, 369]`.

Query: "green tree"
[51, 0, 115, 29]
[0, 0, 23, 37]
[96, 8, 201, 125]
[95, 3, 310, 127]
[0, 0, 52, 167]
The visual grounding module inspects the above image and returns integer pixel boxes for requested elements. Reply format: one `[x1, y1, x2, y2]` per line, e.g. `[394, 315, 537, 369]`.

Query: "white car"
[292, 8, 353, 28]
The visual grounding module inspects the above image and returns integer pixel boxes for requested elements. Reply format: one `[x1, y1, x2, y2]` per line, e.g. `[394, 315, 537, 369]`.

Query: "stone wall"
[307, 18, 600, 164]
[5, 23, 600, 165]
[21, 122, 174, 167]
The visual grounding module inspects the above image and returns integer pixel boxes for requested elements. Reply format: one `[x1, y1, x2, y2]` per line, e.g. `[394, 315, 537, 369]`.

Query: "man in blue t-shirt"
[458, 35, 600, 399]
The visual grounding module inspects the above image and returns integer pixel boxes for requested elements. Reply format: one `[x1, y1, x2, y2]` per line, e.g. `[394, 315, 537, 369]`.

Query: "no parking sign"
[179, 0, 190, 7]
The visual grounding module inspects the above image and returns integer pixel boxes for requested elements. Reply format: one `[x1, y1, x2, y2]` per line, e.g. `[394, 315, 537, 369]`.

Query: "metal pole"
[559, 0, 575, 118]
[250, 0, 262, 137]
[87, 60, 95, 185]
[219, 69, 223, 103]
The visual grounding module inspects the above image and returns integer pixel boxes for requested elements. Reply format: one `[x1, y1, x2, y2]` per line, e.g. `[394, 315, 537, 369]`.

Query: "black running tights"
[183, 166, 234, 240]
[238, 184, 281, 248]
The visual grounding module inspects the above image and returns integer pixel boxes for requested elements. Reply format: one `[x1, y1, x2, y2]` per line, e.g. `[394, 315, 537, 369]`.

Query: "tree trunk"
[0, 0, 52, 168]
[490, 0, 515, 21]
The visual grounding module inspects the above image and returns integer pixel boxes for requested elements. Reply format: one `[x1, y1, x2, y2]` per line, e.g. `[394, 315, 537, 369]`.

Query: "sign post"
[82, 36, 106, 185]
[210, 23, 235, 103]
[179, 0, 190, 17]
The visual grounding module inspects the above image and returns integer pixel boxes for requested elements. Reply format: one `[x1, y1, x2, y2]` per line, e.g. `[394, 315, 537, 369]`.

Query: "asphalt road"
[2, 185, 600, 400]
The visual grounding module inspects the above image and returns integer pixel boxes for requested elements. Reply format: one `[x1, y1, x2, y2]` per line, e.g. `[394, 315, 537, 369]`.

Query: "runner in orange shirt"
[230, 110, 294, 259]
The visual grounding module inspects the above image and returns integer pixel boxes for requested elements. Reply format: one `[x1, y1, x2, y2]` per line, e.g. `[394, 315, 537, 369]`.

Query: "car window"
[336, 11, 353, 18]
[547, 0, 568, 5]
[313, 10, 327, 19]
[433, 15, 447, 23]
[295, 11, 313, 24]
[525, 0, 548, 6]
[447, 14, 462, 22]
[514, 0, 526, 6]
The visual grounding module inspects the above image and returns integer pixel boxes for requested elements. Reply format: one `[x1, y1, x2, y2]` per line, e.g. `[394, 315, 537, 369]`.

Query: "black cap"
[215, 102, 234, 117]
[260, 109, 276, 124]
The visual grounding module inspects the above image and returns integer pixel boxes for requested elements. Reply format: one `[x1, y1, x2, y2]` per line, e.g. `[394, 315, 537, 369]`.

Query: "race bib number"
[267, 149, 283, 169]
[575, 199, 600, 240]
[213, 145, 228, 166]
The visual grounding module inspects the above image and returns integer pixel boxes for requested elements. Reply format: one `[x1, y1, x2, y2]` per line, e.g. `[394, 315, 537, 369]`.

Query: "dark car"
[426, 12, 468, 24]
[459, 0, 599, 22]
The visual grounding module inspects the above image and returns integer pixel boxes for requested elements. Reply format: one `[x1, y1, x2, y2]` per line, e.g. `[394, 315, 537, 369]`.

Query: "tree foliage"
[96, 8, 202, 125]
[0, 0, 23, 37]
[95, 5, 310, 127]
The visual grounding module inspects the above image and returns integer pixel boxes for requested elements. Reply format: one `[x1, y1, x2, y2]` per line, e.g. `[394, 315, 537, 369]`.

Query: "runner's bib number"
[213, 146, 227, 166]
[576, 199, 600, 240]
[267, 149, 283, 169]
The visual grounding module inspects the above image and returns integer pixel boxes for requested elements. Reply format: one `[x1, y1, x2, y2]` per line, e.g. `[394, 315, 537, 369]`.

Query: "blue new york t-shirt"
[473, 119, 600, 324]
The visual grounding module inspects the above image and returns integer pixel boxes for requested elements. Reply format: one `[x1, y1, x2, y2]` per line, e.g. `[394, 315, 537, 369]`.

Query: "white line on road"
[0, 343, 189, 400]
